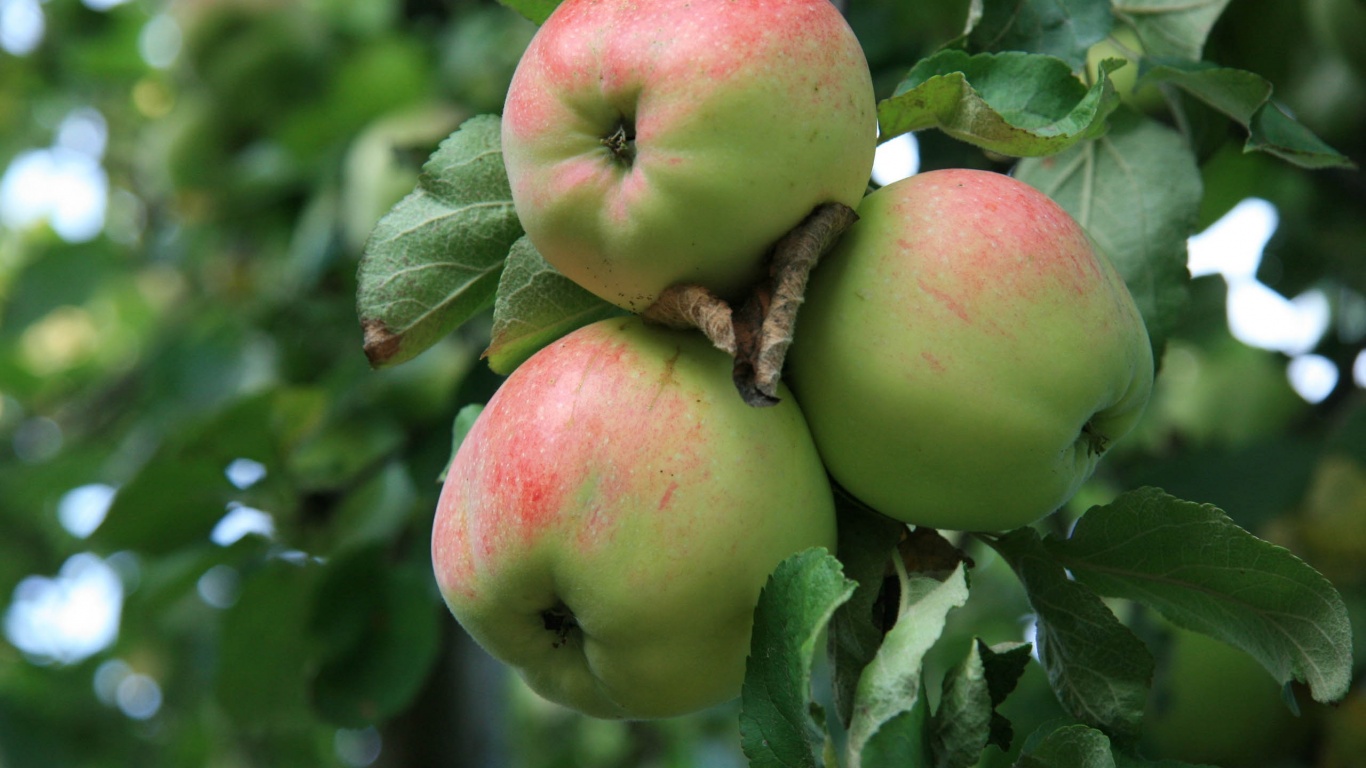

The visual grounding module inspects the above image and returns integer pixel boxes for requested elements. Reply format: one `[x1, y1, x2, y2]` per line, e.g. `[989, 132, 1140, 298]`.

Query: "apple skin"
[501, 0, 876, 312]
[787, 169, 1154, 532]
[1085, 30, 1164, 113]
[1143, 625, 1312, 767]
[432, 317, 836, 719]
[1307, 0, 1366, 81]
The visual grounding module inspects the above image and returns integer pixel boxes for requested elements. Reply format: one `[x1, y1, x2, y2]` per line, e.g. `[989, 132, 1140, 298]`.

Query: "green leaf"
[1247, 100, 1357, 170]
[861, 689, 933, 768]
[1112, 751, 1218, 768]
[121, 540, 260, 617]
[1018, 721, 1218, 767]
[1047, 487, 1355, 704]
[356, 115, 523, 368]
[934, 639, 1034, 766]
[484, 236, 626, 375]
[216, 558, 320, 728]
[327, 462, 419, 555]
[846, 563, 970, 768]
[288, 418, 406, 493]
[933, 641, 995, 768]
[93, 392, 293, 555]
[1137, 60, 1270, 123]
[310, 548, 442, 727]
[498, 0, 559, 25]
[980, 643, 1034, 738]
[1112, 0, 1233, 60]
[95, 457, 235, 555]
[1137, 60, 1355, 169]
[827, 489, 905, 727]
[879, 50, 1122, 157]
[740, 548, 857, 768]
[1015, 723, 1116, 768]
[967, 0, 1114, 71]
[1014, 109, 1200, 358]
[988, 529, 1153, 741]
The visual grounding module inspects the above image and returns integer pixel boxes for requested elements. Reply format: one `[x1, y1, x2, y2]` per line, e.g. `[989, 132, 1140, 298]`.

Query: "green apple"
[1085, 28, 1164, 113]
[432, 317, 836, 719]
[1307, 0, 1366, 81]
[1144, 624, 1312, 766]
[500, 0, 876, 312]
[788, 169, 1154, 532]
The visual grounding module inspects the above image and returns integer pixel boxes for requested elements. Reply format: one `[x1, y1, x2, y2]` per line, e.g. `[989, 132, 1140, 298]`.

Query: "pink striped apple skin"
[432, 317, 835, 719]
[789, 169, 1154, 532]
[502, 0, 876, 312]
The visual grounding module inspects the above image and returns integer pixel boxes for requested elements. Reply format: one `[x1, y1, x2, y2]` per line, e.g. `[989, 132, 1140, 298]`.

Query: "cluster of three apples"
[431, 0, 1154, 720]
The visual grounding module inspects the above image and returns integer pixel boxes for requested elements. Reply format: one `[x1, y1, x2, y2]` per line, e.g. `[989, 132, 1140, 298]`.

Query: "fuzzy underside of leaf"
[355, 114, 522, 368]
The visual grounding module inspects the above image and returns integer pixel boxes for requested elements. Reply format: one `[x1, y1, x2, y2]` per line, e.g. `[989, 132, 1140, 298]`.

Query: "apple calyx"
[541, 602, 579, 649]
[601, 120, 637, 165]
[641, 202, 858, 408]
[1081, 420, 1112, 457]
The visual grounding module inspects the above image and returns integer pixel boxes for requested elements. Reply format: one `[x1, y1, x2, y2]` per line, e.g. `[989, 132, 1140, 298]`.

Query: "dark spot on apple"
[658, 349, 682, 390]
[542, 601, 579, 648]
[602, 119, 636, 165]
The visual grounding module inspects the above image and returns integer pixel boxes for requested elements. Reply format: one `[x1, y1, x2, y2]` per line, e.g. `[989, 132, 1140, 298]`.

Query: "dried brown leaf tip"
[362, 318, 403, 368]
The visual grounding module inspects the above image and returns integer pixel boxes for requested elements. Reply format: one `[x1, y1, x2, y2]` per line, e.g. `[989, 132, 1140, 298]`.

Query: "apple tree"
[0, 0, 1363, 766]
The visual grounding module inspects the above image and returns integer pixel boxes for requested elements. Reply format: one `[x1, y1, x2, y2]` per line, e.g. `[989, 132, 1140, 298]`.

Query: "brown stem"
[640, 202, 859, 408]
[641, 283, 736, 356]
[733, 202, 859, 407]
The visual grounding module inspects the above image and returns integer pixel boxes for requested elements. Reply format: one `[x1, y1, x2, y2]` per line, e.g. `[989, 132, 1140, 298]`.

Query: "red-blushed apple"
[501, 0, 876, 312]
[432, 317, 836, 719]
[788, 169, 1154, 532]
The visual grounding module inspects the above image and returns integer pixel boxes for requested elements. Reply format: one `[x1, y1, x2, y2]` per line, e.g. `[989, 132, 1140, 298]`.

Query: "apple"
[431, 317, 836, 718]
[1143, 624, 1313, 767]
[1085, 29, 1164, 113]
[500, 0, 877, 312]
[787, 169, 1154, 532]
[1307, 0, 1366, 81]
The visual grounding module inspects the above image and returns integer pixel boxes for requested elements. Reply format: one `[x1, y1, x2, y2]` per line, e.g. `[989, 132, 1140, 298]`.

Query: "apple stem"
[640, 202, 858, 407]
[641, 284, 737, 355]
[732, 202, 858, 407]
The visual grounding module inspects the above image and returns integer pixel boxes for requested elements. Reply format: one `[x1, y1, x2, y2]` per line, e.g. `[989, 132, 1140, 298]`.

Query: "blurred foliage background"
[0, 0, 1362, 766]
